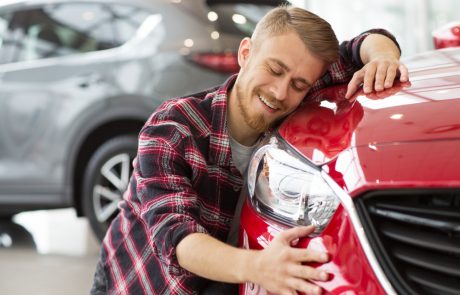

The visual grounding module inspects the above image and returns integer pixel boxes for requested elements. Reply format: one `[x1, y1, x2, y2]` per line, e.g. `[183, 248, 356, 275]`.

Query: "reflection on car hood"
[279, 48, 460, 165]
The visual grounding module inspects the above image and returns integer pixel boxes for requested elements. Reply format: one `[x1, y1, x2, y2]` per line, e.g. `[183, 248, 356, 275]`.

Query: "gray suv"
[0, 0, 281, 240]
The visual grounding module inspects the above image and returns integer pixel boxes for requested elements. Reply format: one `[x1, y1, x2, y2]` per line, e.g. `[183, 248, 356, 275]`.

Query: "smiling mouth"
[259, 95, 279, 111]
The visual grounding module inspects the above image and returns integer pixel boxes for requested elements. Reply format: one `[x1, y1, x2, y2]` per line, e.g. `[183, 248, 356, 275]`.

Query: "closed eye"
[269, 66, 283, 76]
[291, 80, 309, 92]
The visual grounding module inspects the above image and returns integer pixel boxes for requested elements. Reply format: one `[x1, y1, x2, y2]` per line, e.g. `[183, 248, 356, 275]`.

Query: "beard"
[235, 82, 271, 133]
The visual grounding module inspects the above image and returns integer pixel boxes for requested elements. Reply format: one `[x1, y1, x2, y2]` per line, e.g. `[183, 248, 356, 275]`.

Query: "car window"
[46, 3, 116, 54]
[0, 3, 117, 64]
[110, 4, 151, 45]
[0, 11, 19, 64]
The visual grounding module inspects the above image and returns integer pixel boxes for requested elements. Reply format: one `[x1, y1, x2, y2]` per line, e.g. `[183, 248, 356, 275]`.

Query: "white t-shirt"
[229, 135, 257, 177]
[227, 135, 258, 245]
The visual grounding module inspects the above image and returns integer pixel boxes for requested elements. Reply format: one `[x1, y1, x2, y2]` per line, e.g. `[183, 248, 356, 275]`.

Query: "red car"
[433, 21, 460, 49]
[238, 47, 460, 295]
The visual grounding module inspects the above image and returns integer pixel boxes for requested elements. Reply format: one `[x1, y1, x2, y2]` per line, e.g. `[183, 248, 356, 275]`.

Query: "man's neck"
[227, 87, 261, 147]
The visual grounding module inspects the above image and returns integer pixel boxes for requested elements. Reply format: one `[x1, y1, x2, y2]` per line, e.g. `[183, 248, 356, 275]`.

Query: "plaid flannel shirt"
[98, 29, 399, 295]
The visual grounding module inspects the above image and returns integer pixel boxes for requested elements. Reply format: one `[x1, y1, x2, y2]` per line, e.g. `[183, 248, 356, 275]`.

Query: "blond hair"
[252, 6, 339, 65]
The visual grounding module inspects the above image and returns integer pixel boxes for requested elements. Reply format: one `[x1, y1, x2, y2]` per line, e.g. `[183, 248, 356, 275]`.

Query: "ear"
[237, 37, 251, 68]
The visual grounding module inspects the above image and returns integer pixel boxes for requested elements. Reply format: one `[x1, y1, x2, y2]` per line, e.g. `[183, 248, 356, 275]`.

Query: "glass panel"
[110, 4, 151, 45]
[48, 3, 115, 51]
[0, 11, 20, 64]
[4, 3, 117, 63]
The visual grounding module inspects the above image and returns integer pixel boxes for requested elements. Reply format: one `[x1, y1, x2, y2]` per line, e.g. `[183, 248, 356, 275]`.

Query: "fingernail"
[291, 238, 299, 246]
[319, 271, 329, 281]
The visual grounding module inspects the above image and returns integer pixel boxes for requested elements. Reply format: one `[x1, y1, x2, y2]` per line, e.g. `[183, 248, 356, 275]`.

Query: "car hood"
[279, 47, 460, 166]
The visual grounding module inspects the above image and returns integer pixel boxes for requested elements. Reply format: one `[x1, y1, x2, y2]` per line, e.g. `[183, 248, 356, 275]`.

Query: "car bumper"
[238, 196, 388, 295]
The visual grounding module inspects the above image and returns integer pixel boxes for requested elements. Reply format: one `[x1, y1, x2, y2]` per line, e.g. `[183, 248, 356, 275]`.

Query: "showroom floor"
[0, 209, 100, 295]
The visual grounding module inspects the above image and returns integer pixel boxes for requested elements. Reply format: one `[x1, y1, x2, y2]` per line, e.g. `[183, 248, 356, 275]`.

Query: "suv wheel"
[83, 135, 137, 241]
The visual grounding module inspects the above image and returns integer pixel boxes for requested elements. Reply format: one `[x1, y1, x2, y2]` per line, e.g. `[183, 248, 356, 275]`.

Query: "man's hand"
[345, 54, 409, 99]
[251, 226, 329, 295]
[177, 226, 329, 295]
[345, 34, 409, 99]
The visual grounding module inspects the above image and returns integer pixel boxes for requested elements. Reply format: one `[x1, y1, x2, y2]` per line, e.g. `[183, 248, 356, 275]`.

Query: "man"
[91, 6, 408, 295]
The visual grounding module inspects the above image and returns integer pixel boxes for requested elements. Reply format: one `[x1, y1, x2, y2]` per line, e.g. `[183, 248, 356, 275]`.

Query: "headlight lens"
[247, 135, 340, 234]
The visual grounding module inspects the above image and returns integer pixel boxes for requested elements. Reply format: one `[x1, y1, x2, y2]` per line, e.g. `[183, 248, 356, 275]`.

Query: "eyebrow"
[268, 58, 313, 87]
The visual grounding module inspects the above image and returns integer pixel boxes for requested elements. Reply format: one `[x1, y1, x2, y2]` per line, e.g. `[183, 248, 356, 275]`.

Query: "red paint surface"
[239, 48, 460, 294]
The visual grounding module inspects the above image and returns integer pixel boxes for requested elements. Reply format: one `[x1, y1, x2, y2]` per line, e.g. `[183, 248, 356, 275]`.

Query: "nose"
[269, 77, 290, 101]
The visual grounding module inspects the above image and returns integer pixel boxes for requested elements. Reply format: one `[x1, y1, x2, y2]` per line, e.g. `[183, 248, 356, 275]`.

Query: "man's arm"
[345, 33, 409, 98]
[141, 100, 329, 294]
[177, 226, 329, 295]
[309, 29, 409, 102]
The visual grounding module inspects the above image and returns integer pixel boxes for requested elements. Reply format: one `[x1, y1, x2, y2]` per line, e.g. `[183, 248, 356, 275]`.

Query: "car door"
[0, 2, 117, 201]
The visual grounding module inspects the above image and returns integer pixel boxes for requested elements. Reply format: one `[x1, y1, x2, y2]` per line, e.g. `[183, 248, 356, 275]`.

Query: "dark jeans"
[90, 258, 107, 295]
[201, 282, 238, 294]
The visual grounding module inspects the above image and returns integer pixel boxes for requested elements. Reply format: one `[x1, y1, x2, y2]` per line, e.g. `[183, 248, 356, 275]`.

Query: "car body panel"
[240, 201, 386, 295]
[324, 140, 460, 198]
[277, 48, 460, 197]
[1, 0, 279, 214]
[0, 51, 118, 188]
[279, 48, 460, 166]
[239, 48, 460, 294]
[433, 21, 460, 49]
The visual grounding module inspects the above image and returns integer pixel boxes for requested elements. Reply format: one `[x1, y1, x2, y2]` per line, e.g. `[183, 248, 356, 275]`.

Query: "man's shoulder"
[143, 85, 223, 140]
[155, 86, 220, 120]
[159, 86, 219, 116]
[153, 75, 235, 120]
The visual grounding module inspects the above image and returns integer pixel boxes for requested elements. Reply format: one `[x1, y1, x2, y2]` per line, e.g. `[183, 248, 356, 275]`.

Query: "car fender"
[62, 94, 157, 204]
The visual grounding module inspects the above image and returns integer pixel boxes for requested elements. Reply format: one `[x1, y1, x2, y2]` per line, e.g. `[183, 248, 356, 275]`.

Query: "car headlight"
[247, 134, 340, 234]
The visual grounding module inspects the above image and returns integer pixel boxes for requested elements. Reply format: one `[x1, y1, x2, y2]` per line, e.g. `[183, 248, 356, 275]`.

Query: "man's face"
[235, 32, 327, 133]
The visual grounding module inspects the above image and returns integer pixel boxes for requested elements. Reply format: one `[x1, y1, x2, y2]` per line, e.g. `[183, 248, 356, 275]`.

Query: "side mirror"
[433, 21, 460, 49]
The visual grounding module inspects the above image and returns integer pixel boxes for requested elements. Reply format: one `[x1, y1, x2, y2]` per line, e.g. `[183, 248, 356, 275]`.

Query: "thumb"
[278, 226, 316, 244]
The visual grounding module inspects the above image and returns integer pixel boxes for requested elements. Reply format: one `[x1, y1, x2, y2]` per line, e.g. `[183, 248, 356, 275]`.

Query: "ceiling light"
[232, 14, 247, 24]
[208, 11, 218, 22]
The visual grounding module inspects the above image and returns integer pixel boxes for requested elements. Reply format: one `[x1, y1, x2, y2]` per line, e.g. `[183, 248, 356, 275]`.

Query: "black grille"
[355, 190, 460, 295]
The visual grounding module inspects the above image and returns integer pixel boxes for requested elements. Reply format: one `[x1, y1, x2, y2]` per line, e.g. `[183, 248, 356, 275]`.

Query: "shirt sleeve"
[308, 28, 401, 100]
[134, 118, 208, 270]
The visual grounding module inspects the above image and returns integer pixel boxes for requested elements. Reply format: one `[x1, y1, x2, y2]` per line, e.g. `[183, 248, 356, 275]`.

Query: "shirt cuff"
[353, 28, 402, 69]
[153, 219, 209, 271]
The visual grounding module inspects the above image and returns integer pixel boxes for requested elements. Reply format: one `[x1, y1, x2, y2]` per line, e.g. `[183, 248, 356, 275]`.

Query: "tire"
[82, 135, 138, 241]
[0, 221, 36, 249]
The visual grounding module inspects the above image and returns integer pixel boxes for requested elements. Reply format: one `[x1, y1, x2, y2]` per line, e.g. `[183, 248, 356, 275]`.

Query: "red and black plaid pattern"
[98, 28, 398, 295]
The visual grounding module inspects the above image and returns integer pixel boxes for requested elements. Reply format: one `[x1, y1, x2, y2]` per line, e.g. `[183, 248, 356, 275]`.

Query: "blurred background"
[0, 0, 459, 294]
[298, 0, 460, 56]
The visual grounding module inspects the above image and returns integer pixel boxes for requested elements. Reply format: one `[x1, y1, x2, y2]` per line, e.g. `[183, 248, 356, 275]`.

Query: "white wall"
[292, 0, 460, 57]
